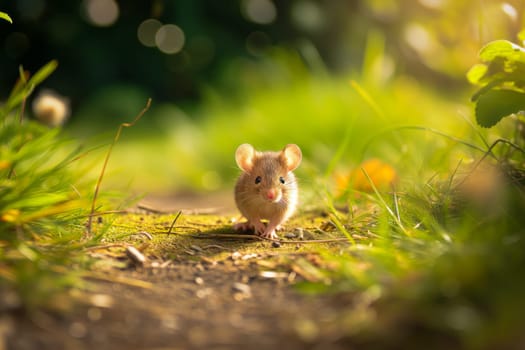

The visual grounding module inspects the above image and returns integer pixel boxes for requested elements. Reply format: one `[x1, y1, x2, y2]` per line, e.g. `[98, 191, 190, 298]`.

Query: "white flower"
[32, 90, 70, 127]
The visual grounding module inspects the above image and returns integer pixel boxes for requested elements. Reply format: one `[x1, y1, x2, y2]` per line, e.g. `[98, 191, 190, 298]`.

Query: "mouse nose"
[266, 189, 276, 201]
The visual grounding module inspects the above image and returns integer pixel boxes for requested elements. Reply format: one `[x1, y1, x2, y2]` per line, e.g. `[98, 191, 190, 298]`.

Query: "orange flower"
[1, 209, 21, 223]
[0, 160, 11, 170]
[336, 158, 398, 195]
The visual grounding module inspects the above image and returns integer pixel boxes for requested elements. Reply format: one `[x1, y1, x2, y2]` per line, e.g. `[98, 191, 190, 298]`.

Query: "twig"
[135, 204, 165, 214]
[456, 138, 525, 189]
[188, 232, 351, 244]
[265, 237, 350, 244]
[189, 233, 261, 240]
[86, 98, 152, 237]
[202, 244, 229, 250]
[82, 210, 129, 218]
[167, 211, 182, 235]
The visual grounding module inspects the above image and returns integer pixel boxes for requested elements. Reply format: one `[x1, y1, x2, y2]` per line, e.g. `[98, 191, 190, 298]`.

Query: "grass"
[2, 37, 525, 348]
[72, 51, 472, 193]
[314, 116, 525, 347]
[0, 62, 132, 310]
[146, 48, 524, 347]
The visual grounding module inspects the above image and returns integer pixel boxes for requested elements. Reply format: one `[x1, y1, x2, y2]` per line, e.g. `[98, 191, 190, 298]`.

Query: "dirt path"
[6, 247, 368, 350]
[5, 195, 361, 350]
[9, 262, 347, 350]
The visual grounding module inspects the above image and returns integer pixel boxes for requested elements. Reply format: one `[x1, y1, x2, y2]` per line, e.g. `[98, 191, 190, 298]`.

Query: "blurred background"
[1, 0, 524, 194]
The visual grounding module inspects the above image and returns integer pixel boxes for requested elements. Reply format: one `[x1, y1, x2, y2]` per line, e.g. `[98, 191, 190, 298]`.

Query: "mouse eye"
[255, 176, 262, 184]
[279, 176, 285, 184]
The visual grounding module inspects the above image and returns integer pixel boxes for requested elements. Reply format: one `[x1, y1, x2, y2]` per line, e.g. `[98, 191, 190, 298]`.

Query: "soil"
[7, 262, 349, 350]
[3, 194, 363, 350]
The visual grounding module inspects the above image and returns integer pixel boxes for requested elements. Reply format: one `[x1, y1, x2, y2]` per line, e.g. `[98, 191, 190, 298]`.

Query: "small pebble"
[190, 245, 203, 252]
[195, 288, 213, 299]
[241, 253, 258, 260]
[259, 271, 288, 279]
[69, 322, 87, 338]
[195, 277, 204, 285]
[232, 282, 251, 296]
[160, 260, 171, 268]
[284, 232, 296, 239]
[89, 294, 114, 308]
[231, 251, 242, 260]
[126, 246, 147, 267]
[272, 241, 281, 248]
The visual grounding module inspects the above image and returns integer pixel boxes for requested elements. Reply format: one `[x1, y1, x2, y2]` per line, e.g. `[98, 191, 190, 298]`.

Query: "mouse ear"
[281, 144, 302, 172]
[235, 144, 256, 172]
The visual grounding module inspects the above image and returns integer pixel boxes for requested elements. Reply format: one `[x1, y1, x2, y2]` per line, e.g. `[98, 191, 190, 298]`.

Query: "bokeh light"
[155, 24, 185, 54]
[501, 3, 518, 21]
[241, 0, 277, 25]
[290, 1, 325, 32]
[404, 23, 435, 55]
[137, 19, 162, 47]
[84, 0, 119, 27]
[418, 0, 445, 9]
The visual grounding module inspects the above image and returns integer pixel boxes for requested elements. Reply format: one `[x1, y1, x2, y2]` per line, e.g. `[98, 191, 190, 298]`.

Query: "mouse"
[233, 143, 302, 239]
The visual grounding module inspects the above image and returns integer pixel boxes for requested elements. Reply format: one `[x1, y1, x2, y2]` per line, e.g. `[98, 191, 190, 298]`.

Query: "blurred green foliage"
[3, 0, 520, 193]
[468, 39, 525, 127]
[1, 0, 524, 122]
[97, 45, 473, 193]
[0, 63, 99, 309]
[1, 3, 525, 348]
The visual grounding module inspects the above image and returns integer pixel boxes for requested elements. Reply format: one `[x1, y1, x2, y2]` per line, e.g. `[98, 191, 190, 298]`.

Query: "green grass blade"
[28, 60, 58, 88]
[360, 167, 409, 236]
[0, 11, 12, 23]
[349, 80, 386, 121]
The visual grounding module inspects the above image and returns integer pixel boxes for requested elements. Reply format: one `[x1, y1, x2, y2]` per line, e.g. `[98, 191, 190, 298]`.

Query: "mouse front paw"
[234, 220, 266, 235]
[260, 229, 279, 240]
[253, 221, 267, 235]
[234, 221, 252, 232]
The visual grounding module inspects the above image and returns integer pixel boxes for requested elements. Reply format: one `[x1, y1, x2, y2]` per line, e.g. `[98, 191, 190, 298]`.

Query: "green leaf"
[475, 89, 525, 128]
[479, 40, 525, 63]
[0, 11, 12, 23]
[466, 64, 488, 85]
[28, 60, 58, 87]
